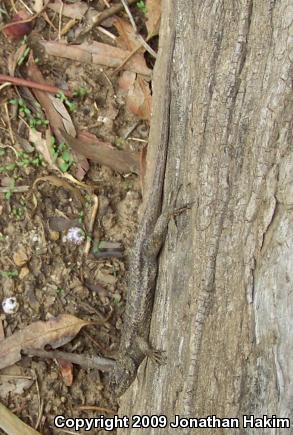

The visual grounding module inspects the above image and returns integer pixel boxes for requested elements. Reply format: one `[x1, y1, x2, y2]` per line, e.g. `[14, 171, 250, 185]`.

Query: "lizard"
[110, 29, 177, 397]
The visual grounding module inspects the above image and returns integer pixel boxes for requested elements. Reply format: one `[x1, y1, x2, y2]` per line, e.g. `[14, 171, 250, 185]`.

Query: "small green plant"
[136, 0, 147, 14]
[11, 205, 25, 220]
[9, 99, 49, 129]
[57, 287, 65, 296]
[0, 150, 44, 177]
[50, 137, 73, 173]
[73, 87, 89, 98]
[17, 46, 30, 66]
[0, 270, 18, 278]
[56, 91, 77, 112]
[78, 211, 85, 224]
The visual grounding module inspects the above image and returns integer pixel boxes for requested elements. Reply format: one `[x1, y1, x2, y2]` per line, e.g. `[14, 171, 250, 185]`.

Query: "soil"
[0, 1, 150, 433]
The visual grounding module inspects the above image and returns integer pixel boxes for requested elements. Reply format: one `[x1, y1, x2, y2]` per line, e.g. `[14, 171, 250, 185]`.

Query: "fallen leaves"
[0, 314, 92, 370]
[41, 40, 151, 76]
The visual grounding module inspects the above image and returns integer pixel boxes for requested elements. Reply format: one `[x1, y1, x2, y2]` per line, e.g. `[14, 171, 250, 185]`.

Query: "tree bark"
[118, 1, 293, 434]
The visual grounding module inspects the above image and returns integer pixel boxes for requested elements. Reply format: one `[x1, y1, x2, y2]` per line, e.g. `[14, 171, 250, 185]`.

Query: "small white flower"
[2, 297, 19, 314]
[65, 227, 85, 245]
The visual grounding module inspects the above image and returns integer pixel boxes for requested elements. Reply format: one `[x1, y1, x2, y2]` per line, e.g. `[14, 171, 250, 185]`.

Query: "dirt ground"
[0, 1, 154, 433]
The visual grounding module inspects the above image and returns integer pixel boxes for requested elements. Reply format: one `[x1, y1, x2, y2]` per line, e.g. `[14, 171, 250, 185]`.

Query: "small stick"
[0, 74, 72, 97]
[76, 0, 138, 41]
[4, 102, 14, 144]
[75, 405, 115, 414]
[84, 194, 99, 255]
[23, 348, 115, 372]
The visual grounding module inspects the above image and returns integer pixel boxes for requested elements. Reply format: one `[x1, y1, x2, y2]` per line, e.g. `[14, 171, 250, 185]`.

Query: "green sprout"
[9, 99, 48, 129]
[136, 0, 147, 14]
[56, 91, 77, 112]
[50, 137, 73, 173]
[17, 47, 30, 66]
[73, 87, 89, 98]
[0, 270, 18, 278]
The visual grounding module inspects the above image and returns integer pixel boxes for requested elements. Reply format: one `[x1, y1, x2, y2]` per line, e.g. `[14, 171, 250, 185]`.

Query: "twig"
[0, 186, 29, 193]
[58, 1, 64, 40]
[75, 405, 115, 414]
[0, 75, 72, 97]
[137, 34, 157, 58]
[84, 194, 99, 255]
[120, 0, 156, 59]
[18, 0, 33, 15]
[4, 103, 14, 144]
[112, 34, 155, 75]
[76, 0, 138, 41]
[23, 348, 115, 372]
[121, 0, 137, 33]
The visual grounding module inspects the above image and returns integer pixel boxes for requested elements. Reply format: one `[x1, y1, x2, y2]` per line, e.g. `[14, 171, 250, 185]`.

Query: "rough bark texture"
[118, 1, 293, 433]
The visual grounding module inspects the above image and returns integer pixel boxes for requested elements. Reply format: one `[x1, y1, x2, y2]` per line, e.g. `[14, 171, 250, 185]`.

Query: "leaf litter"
[0, 0, 162, 431]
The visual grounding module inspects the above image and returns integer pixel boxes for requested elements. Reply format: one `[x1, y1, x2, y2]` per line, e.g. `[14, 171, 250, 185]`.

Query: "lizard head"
[110, 358, 137, 397]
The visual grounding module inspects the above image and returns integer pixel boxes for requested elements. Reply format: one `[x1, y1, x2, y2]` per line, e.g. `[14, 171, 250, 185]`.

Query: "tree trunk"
[118, 1, 293, 433]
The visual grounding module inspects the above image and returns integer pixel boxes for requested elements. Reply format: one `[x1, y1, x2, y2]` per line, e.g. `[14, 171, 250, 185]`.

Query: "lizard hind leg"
[136, 336, 167, 365]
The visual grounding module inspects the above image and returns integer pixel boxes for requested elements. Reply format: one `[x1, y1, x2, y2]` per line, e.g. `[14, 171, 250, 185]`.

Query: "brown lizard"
[110, 30, 177, 397]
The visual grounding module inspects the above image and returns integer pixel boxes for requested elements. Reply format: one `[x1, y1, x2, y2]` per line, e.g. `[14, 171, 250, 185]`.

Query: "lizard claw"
[149, 349, 167, 365]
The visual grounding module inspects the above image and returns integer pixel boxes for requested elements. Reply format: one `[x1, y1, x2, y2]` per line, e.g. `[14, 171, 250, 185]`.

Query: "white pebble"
[2, 297, 19, 314]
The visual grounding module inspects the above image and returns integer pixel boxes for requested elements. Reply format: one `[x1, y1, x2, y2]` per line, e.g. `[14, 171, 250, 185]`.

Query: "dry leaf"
[48, 1, 89, 19]
[33, 0, 43, 13]
[49, 95, 76, 137]
[13, 248, 29, 267]
[26, 55, 73, 144]
[58, 359, 73, 386]
[146, 0, 161, 37]
[2, 11, 34, 41]
[41, 41, 152, 77]
[0, 401, 41, 435]
[29, 128, 57, 170]
[126, 77, 152, 121]
[19, 267, 30, 280]
[60, 130, 140, 174]
[0, 314, 91, 370]
[114, 17, 140, 51]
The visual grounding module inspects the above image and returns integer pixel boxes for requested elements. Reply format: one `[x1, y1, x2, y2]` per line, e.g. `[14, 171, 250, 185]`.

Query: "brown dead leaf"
[0, 314, 91, 370]
[146, 0, 161, 37]
[126, 76, 152, 121]
[0, 401, 41, 435]
[13, 248, 30, 267]
[41, 41, 151, 77]
[48, 1, 89, 20]
[26, 55, 73, 143]
[33, 0, 44, 13]
[29, 128, 57, 170]
[114, 17, 140, 51]
[58, 359, 73, 386]
[60, 130, 140, 174]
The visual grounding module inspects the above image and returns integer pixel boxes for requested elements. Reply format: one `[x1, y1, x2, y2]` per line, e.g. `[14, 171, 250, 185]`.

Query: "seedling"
[73, 87, 89, 98]
[56, 91, 77, 112]
[50, 137, 73, 173]
[0, 270, 18, 278]
[136, 0, 147, 14]
[9, 98, 48, 129]
[17, 46, 30, 66]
